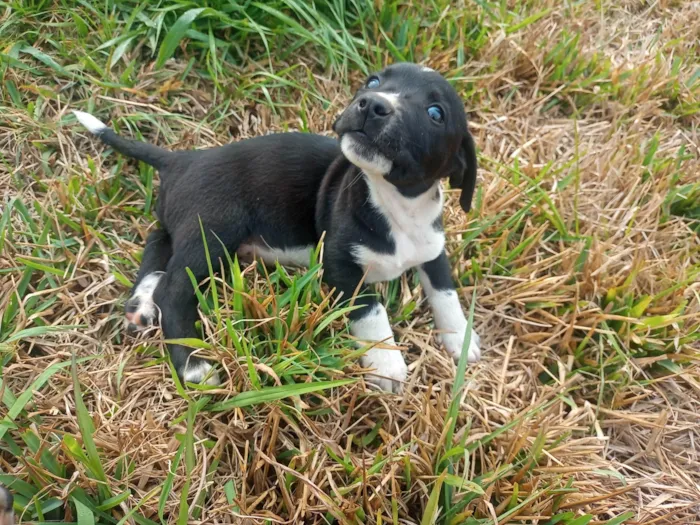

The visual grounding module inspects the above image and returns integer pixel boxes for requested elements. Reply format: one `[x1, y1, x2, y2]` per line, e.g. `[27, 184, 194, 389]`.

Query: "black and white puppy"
[319, 63, 480, 391]
[73, 62, 480, 392]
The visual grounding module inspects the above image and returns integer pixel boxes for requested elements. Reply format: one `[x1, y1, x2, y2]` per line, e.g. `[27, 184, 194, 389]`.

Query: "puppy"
[318, 63, 480, 391]
[73, 62, 480, 392]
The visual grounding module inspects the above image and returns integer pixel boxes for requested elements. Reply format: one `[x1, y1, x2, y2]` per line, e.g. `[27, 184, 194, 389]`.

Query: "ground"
[1, 1, 699, 524]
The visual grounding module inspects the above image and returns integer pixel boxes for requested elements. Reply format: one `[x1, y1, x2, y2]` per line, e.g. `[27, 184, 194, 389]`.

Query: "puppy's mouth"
[333, 115, 369, 140]
[334, 107, 403, 176]
[335, 121, 397, 160]
[340, 132, 393, 176]
[334, 111, 388, 147]
[342, 129, 370, 145]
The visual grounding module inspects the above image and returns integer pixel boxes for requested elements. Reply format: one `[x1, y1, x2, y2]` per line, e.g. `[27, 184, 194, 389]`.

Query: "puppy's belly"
[352, 234, 444, 283]
[237, 242, 312, 268]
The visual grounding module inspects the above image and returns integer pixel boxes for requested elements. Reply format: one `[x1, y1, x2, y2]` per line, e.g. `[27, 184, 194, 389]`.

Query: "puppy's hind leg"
[153, 228, 246, 386]
[125, 228, 172, 333]
[153, 269, 219, 385]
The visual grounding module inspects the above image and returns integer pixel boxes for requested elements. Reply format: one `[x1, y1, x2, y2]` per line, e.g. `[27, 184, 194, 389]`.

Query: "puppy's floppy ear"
[449, 129, 478, 212]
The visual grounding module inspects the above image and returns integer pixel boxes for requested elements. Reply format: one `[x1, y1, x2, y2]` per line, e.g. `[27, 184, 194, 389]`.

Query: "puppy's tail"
[72, 110, 170, 169]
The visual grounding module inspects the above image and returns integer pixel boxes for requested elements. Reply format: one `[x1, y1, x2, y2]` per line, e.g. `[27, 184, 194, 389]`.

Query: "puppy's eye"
[366, 76, 380, 89]
[427, 105, 444, 123]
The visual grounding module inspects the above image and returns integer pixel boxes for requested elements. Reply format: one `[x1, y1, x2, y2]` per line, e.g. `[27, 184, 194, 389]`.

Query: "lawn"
[1, 0, 699, 523]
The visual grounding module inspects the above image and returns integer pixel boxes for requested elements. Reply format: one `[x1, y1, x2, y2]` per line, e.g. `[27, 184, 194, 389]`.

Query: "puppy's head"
[333, 62, 477, 211]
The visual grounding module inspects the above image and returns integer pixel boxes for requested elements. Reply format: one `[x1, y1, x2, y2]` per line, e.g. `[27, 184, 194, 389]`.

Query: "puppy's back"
[157, 132, 341, 240]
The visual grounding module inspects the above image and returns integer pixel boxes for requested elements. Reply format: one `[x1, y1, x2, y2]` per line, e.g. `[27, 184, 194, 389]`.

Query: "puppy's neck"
[363, 170, 443, 231]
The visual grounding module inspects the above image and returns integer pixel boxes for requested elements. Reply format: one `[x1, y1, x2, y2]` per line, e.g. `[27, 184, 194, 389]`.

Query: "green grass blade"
[209, 379, 354, 411]
[604, 512, 635, 525]
[156, 8, 208, 68]
[420, 470, 446, 525]
[73, 497, 96, 525]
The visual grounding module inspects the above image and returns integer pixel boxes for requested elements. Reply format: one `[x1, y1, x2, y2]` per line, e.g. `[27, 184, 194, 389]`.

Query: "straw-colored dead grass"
[1, 1, 699, 524]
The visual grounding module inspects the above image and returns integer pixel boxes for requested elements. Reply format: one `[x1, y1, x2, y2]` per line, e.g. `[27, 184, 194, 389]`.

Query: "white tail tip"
[72, 110, 108, 135]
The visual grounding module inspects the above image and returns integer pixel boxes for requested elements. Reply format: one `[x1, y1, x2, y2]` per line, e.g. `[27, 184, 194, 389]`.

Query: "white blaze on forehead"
[375, 92, 401, 109]
[340, 135, 392, 177]
[422, 66, 435, 72]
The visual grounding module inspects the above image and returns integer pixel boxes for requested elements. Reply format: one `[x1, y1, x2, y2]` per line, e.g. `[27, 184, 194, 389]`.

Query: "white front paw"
[439, 327, 481, 364]
[350, 303, 407, 393]
[360, 348, 408, 393]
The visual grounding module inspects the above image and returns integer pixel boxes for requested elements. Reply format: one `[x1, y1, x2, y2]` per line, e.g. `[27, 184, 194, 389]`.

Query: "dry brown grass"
[1, 1, 699, 524]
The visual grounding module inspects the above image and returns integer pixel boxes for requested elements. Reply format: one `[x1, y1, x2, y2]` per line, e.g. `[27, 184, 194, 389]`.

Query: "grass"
[1, 0, 699, 523]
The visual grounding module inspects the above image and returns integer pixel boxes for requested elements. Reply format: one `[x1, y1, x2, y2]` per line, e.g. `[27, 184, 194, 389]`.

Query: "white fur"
[422, 66, 435, 73]
[183, 360, 221, 386]
[350, 303, 407, 393]
[352, 178, 445, 283]
[237, 241, 312, 267]
[375, 92, 401, 110]
[127, 272, 163, 330]
[418, 268, 481, 363]
[73, 110, 108, 135]
[340, 135, 392, 176]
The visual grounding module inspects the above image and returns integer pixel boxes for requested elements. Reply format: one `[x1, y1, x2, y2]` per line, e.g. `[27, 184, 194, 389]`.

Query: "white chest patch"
[352, 176, 445, 284]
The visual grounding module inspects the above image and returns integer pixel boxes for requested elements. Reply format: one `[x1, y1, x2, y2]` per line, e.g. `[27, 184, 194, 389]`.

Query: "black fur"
[98, 128, 171, 169]
[319, 63, 478, 329]
[420, 252, 455, 292]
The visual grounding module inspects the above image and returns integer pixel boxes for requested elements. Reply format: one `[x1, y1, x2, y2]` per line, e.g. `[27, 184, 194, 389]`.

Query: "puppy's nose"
[357, 95, 393, 119]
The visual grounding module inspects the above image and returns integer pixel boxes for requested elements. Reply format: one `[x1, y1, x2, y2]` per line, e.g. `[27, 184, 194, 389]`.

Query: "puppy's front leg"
[350, 301, 408, 393]
[326, 263, 408, 393]
[419, 252, 481, 364]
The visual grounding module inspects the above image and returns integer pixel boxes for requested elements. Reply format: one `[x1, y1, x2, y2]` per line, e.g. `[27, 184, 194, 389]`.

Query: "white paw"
[439, 327, 481, 364]
[360, 348, 408, 393]
[125, 272, 163, 332]
[183, 359, 221, 386]
[350, 303, 407, 393]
